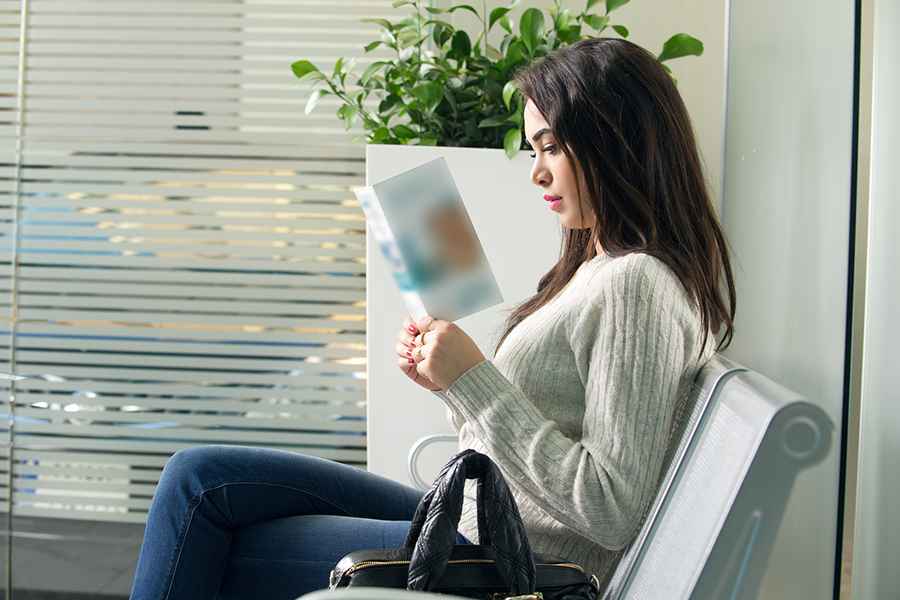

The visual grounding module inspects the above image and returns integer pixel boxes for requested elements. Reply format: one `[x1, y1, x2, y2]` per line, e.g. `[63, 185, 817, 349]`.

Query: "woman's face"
[523, 98, 596, 230]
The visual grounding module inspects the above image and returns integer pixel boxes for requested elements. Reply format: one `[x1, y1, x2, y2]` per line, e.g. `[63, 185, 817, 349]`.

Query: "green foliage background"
[292, 0, 703, 158]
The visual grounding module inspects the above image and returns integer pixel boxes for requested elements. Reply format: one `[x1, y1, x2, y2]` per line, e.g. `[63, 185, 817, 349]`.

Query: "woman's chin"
[559, 216, 593, 230]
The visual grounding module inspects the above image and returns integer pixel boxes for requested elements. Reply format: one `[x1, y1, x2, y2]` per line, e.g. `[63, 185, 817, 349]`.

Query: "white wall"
[719, 0, 856, 598]
[852, 0, 900, 596]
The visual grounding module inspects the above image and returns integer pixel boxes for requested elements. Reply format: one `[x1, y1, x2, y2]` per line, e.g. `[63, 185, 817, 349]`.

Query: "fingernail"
[407, 324, 418, 334]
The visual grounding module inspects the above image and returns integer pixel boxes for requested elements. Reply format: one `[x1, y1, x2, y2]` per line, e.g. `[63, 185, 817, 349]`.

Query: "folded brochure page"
[354, 156, 503, 323]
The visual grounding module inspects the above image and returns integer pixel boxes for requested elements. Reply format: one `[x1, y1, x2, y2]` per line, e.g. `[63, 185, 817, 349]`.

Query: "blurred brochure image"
[354, 156, 503, 323]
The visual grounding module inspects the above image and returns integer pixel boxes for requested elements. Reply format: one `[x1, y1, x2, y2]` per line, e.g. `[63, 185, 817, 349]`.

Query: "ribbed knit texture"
[432, 251, 716, 591]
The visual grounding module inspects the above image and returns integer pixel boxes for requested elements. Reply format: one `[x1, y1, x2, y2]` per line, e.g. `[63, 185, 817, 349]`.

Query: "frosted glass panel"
[853, 0, 900, 597]
[720, 0, 855, 598]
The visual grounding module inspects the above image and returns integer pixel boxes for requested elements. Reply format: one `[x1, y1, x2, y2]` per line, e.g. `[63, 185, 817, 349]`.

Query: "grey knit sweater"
[433, 251, 716, 590]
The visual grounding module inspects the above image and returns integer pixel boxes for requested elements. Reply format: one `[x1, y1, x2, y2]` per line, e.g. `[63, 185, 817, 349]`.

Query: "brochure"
[353, 156, 503, 322]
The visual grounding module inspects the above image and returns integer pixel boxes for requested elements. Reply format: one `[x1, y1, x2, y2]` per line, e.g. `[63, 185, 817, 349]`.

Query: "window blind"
[1, 0, 396, 524]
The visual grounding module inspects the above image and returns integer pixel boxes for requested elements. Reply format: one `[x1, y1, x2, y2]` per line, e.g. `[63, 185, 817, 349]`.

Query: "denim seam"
[159, 480, 354, 600]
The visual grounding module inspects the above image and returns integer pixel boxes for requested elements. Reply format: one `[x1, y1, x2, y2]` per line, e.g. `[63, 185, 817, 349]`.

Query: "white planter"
[365, 144, 562, 486]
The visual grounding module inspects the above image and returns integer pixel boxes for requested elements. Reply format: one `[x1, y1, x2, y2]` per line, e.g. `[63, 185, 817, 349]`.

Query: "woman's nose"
[531, 162, 551, 187]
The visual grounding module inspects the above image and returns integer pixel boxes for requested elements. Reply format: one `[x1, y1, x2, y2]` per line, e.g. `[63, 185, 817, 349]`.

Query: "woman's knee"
[157, 445, 232, 498]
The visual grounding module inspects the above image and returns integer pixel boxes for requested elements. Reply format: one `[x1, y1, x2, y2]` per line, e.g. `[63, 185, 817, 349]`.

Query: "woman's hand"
[409, 315, 487, 391]
[395, 317, 442, 391]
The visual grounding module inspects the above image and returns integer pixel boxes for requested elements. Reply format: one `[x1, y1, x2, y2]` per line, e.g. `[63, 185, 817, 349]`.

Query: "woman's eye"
[528, 145, 556, 159]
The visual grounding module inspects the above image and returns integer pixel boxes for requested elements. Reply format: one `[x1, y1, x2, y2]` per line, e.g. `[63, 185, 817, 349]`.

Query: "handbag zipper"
[329, 559, 586, 590]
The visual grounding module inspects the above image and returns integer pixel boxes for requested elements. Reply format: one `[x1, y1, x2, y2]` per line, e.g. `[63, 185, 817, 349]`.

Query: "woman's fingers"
[395, 341, 415, 360]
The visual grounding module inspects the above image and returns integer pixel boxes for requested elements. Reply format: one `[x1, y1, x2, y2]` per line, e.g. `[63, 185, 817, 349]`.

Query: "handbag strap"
[403, 449, 536, 594]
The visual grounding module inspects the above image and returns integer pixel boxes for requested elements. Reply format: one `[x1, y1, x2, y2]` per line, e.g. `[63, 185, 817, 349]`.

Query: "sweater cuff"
[445, 359, 510, 417]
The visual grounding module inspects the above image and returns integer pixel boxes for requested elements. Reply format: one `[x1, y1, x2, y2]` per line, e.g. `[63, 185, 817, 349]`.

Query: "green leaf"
[432, 22, 453, 47]
[448, 4, 480, 18]
[305, 88, 327, 115]
[379, 94, 402, 113]
[411, 82, 443, 112]
[478, 115, 509, 128]
[359, 60, 389, 85]
[554, 8, 574, 31]
[583, 14, 609, 30]
[502, 80, 518, 110]
[612, 24, 629, 38]
[658, 33, 704, 62]
[489, 7, 511, 31]
[337, 104, 359, 130]
[606, 0, 631, 13]
[500, 15, 513, 33]
[291, 60, 321, 81]
[425, 6, 446, 14]
[338, 57, 356, 85]
[393, 124, 416, 139]
[419, 136, 438, 146]
[586, 0, 602, 9]
[392, 0, 415, 7]
[443, 88, 458, 112]
[557, 23, 582, 44]
[504, 127, 522, 158]
[371, 126, 390, 143]
[397, 29, 420, 46]
[450, 30, 472, 61]
[361, 18, 394, 32]
[520, 8, 545, 55]
[506, 39, 525, 64]
[364, 40, 383, 53]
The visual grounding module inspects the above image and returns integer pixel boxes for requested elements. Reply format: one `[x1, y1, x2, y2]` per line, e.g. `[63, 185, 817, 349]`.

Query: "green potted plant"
[290, 0, 703, 158]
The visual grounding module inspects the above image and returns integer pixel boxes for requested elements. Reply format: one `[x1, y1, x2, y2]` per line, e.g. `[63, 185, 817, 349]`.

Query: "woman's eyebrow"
[530, 128, 552, 143]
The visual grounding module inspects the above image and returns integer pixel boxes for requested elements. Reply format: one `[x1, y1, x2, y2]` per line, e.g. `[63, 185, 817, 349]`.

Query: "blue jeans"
[128, 445, 472, 600]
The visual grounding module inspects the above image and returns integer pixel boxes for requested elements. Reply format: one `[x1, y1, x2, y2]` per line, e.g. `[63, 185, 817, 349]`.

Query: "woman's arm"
[440, 257, 704, 550]
[432, 390, 466, 431]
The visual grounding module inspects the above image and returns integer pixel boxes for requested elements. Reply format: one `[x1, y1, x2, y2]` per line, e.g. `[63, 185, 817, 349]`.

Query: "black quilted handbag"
[328, 449, 599, 600]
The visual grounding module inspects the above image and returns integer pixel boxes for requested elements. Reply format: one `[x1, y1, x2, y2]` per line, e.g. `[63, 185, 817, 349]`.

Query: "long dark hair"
[495, 37, 736, 360]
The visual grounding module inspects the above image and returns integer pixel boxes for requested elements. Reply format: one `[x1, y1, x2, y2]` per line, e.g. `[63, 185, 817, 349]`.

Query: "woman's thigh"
[158, 444, 425, 526]
[218, 515, 471, 600]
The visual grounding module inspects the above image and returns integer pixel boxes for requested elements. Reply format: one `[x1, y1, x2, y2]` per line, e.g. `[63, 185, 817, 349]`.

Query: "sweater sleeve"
[440, 257, 699, 550]
[432, 390, 466, 431]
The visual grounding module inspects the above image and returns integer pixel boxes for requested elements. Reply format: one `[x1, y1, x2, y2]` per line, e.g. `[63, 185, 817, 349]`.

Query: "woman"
[128, 37, 735, 600]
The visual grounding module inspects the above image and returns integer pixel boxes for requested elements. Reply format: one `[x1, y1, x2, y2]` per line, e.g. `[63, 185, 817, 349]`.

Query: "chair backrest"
[602, 354, 833, 600]
[405, 354, 834, 600]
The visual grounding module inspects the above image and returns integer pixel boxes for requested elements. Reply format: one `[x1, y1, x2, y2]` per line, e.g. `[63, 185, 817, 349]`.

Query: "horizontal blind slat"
[17, 281, 365, 302]
[9, 381, 364, 402]
[12, 435, 367, 462]
[15, 395, 366, 419]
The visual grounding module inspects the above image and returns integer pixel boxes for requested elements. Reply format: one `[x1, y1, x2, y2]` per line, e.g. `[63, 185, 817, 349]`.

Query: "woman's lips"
[544, 195, 563, 212]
